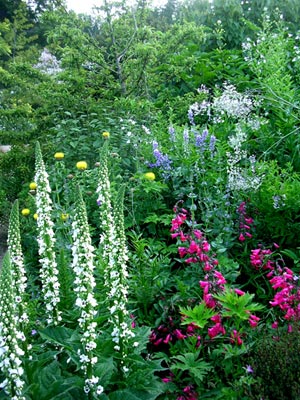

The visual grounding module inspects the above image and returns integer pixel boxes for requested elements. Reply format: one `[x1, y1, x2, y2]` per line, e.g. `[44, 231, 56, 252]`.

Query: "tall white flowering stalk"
[71, 187, 103, 396]
[226, 124, 262, 192]
[0, 253, 26, 400]
[7, 200, 28, 328]
[34, 142, 61, 325]
[96, 144, 135, 373]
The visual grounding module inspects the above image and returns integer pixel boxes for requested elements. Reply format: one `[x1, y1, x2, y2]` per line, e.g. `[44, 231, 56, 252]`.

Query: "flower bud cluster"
[236, 201, 254, 242]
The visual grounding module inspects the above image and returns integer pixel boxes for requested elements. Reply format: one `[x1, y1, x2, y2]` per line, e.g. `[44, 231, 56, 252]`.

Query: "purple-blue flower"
[147, 140, 172, 178]
[209, 134, 216, 156]
[188, 109, 195, 125]
[168, 126, 175, 142]
[195, 129, 209, 150]
[245, 365, 253, 374]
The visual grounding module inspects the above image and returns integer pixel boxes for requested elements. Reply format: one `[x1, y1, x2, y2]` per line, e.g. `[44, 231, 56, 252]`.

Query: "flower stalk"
[96, 143, 135, 373]
[34, 142, 61, 325]
[7, 200, 28, 328]
[0, 253, 26, 400]
[71, 186, 103, 396]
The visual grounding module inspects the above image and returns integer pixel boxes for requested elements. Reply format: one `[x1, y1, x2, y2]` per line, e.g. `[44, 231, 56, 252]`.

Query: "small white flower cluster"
[83, 376, 104, 395]
[0, 254, 26, 400]
[227, 125, 262, 192]
[292, 34, 300, 63]
[188, 83, 254, 125]
[212, 83, 253, 121]
[120, 117, 152, 148]
[273, 194, 286, 209]
[35, 143, 61, 325]
[33, 48, 63, 76]
[96, 146, 135, 370]
[71, 189, 101, 395]
[188, 100, 211, 119]
[7, 200, 28, 327]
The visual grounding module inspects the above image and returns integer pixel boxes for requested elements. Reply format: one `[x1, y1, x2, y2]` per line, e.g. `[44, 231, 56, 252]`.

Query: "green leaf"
[180, 303, 215, 328]
[94, 357, 116, 387]
[171, 352, 212, 384]
[39, 326, 80, 351]
[109, 389, 160, 400]
[214, 287, 264, 320]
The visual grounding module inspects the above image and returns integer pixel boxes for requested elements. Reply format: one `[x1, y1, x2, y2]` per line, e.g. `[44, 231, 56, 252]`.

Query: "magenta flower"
[208, 322, 225, 339]
[234, 288, 245, 296]
[174, 329, 186, 340]
[239, 233, 246, 242]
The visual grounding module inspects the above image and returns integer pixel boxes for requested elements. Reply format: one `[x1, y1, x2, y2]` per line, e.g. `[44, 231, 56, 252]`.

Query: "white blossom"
[35, 142, 61, 325]
[33, 48, 63, 76]
[71, 187, 101, 395]
[96, 144, 136, 373]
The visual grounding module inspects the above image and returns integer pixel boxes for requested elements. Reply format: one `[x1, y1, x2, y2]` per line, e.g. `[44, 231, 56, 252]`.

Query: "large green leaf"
[94, 357, 116, 387]
[39, 326, 80, 351]
[109, 389, 161, 400]
[171, 352, 212, 385]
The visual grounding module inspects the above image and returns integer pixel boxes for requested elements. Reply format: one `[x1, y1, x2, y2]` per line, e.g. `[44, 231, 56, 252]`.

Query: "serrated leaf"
[180, 303, 215, 328]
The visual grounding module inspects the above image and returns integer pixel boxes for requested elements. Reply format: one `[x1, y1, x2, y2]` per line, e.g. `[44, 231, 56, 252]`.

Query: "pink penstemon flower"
[250, 244, 300, 323]
[237, 201, 255, 242]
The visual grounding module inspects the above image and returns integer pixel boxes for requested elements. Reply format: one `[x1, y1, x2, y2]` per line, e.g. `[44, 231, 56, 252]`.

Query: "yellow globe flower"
[29, 182, 37, 190]
[76, 161, 88, 171]
[144, 172, 156, 181]
[102, 131, 110, 139]
[33, 213, 38, 220]
[21, 208, 30, 216]
[61, 213, 69, 221]
[54, 152, 65, 160]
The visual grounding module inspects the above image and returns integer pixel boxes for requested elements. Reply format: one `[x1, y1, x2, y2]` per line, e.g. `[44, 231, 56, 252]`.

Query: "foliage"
[246, 324, 300, 399]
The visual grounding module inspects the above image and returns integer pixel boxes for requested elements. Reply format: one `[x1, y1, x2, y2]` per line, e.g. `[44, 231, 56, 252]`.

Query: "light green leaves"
[180, 302, 215, 329]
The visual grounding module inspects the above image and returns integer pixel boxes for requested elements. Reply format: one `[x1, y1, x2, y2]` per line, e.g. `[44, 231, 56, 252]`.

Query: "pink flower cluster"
[171, 203, 227, 340]
[237, 201, 254, 242]
[171, 203, 261, 343]
[163, 376, 198, 399]
[177, 385, 198, 400]
[250, 245, 300, 322]
[149, 316, 201, 347]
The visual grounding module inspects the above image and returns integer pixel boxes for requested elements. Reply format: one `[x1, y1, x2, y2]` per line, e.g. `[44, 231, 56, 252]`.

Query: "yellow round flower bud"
[33, 213, 38, 220]
[54, 152, 65, 160]
[102, 131, 110, 139]
[29, 182, 37, 190]
[76, 161, 88, 170]
[61, 213, 69, 221]
[21, 208, 30, 216]
[144, 172, 156, 181]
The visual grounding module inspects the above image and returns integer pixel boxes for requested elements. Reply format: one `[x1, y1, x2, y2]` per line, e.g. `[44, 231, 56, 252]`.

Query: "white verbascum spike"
[34, 142, 61, 325]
